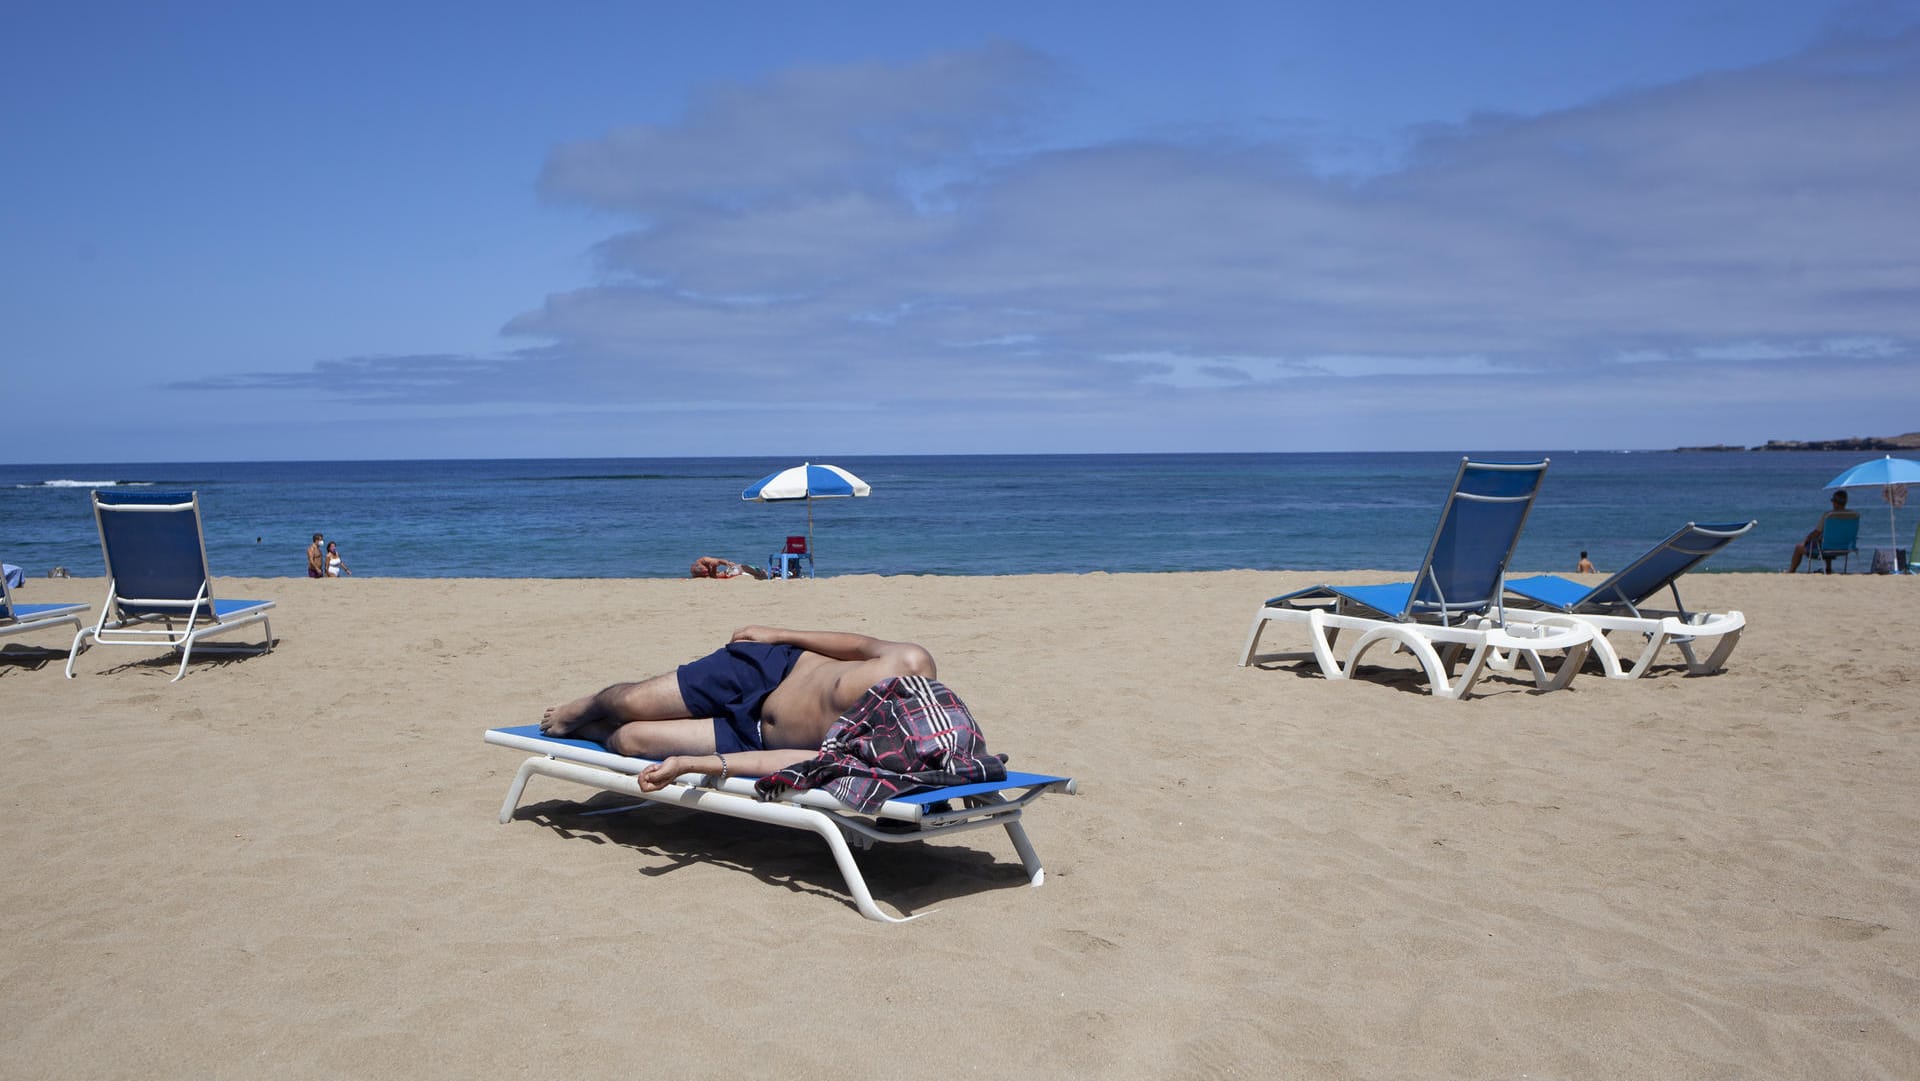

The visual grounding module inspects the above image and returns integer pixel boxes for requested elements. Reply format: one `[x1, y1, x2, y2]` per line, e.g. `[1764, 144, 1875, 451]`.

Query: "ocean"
[1, 451, 1906, 580]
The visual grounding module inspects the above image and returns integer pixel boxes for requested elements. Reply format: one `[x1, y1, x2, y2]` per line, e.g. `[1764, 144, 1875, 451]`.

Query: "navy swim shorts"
[675, 641, 804, 754]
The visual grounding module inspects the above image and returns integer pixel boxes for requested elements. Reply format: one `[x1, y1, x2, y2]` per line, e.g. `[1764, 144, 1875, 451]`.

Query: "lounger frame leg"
[1347, 624, 1485, 700]
[1240, 606, 1351, 680]
[65, 626, 93, 679]
[1239, 612, 1274, 668]
[1620, 629, 1669, 680]
[1003, 817, 1046, 887]
[1681, 619, 1742, 674]
[174, 627, 197, 683]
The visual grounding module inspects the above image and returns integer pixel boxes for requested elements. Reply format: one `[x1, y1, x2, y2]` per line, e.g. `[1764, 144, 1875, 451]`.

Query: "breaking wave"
[17, 479, 152, 489]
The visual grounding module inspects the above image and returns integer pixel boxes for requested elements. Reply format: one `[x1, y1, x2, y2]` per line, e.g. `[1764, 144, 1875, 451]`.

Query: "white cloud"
[194, 29, 1920, 450]
[1114, 351, 1503, 388]
[537, 40, 1057, 214]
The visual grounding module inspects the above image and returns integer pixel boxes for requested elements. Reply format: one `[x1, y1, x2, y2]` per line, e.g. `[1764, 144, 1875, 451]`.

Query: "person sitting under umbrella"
[1787, 489, 1857, 573]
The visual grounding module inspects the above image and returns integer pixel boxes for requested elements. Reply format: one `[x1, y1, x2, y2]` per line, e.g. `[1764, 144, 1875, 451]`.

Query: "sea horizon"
[4, 449, 1906, 580]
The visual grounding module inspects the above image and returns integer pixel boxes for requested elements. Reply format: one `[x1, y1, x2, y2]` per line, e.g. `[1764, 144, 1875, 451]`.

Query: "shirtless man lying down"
[539, 625, 936, 792]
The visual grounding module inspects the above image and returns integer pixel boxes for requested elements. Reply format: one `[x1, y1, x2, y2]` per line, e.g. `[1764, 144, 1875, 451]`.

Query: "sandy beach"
[2, 569, 1914, 1079]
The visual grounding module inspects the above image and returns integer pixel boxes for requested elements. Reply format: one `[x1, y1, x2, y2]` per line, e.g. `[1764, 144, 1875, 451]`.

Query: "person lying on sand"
[542, 626, 997, 799]
[688, 556, 767, 579]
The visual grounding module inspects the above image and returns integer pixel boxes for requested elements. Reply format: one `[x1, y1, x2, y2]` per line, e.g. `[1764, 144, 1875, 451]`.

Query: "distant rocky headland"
[1677, 432, 1920, 452]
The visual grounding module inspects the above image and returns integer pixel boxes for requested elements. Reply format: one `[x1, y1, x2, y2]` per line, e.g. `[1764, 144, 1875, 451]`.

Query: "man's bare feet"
[540, 694, 602, 737]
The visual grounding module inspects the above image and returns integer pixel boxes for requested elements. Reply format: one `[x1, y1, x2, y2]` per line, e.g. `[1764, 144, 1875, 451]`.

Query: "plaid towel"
[754, 675, 1007, 812]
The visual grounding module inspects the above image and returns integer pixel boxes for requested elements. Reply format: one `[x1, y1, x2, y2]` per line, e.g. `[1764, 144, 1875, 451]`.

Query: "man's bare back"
[754, 645, 930, 748]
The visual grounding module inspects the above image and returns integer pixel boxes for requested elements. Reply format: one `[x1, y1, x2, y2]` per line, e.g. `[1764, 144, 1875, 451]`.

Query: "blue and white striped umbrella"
[740, 462, 871, 570]
[740, 462, 871, 502]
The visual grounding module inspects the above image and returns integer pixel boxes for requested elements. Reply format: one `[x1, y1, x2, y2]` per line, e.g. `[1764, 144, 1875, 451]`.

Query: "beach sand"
[1, 570, 1914, 1079]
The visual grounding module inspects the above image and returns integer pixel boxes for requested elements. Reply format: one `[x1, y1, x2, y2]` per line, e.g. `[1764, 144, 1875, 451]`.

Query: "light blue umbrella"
[741, 461, 871, 568]
[1824, 455, 1920, 552]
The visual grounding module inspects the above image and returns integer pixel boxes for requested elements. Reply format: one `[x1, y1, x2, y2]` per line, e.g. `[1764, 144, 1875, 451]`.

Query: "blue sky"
[6, 2, 1918, 462]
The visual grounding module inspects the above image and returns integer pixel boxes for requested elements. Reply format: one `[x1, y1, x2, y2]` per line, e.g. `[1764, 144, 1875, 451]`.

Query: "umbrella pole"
[807, 497, 815, 570]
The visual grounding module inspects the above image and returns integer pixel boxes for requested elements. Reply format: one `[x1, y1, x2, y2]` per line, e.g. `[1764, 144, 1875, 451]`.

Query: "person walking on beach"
[539, 625, 946, 788]
[307, 533, 326, 578]
[325, 541, 351, 577]
[1787, 490, 1857, 573]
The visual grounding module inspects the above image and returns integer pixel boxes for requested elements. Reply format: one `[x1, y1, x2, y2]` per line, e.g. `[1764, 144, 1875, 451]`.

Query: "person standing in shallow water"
[1576, 551, 1595, 573]
[307, 533, 326, 578]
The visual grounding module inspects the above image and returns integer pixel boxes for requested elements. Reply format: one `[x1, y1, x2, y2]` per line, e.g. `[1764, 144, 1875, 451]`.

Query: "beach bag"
[1870, 548, 1898, 575]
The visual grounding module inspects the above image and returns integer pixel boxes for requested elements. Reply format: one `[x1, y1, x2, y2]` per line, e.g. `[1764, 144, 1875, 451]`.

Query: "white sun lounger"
[1501, 520, 1755, 679]
[1239, 458, 1592, 699]
[485, 725, 1077, 923]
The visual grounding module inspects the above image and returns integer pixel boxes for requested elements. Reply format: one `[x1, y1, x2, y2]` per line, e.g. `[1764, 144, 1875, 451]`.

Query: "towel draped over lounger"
[756, 675, 1008, 812]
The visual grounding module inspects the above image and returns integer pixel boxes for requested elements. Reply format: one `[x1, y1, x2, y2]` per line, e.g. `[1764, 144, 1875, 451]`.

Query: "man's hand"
[637, 756, 701, 791]
[730, 625, 779, 644]
[636, 749, 820, 792]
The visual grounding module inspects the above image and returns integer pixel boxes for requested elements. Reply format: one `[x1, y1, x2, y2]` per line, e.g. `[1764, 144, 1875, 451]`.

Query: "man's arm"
[637, 750, 816, 791]
[730, 626, 931, 670]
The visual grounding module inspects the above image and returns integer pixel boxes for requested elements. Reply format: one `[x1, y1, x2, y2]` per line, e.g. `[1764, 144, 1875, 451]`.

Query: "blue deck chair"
[66, 490, 275, 681]
[485, 725, 1076, 923]
[0, 564, 88, 646]
[1503, 520, 1755, 679]
[767, 534, 814, 579]
[1800, 512, 1860, 574]
[1238, 458, 1591, 700]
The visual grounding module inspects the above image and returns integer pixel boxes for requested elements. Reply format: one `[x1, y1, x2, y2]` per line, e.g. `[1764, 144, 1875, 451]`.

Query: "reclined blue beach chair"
[484, 725, 1076, 923]
[1500, 520, 1755, 679]
[0, 565, 88, 646]
[1238, 458, 1591, 700]
[66, 490, 275, 681]
[1801, 512, 1860, 574]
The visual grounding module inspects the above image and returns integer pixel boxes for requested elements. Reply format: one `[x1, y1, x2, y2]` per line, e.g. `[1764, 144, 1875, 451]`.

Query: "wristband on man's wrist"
[715, 754, 729, 785]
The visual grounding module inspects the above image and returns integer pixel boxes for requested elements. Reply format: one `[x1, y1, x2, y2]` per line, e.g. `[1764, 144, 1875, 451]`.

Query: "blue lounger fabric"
[1506, 521, 1756, 615]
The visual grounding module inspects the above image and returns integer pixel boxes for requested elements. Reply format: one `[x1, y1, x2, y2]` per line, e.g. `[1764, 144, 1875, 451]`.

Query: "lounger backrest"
[93, 490, 217, 618]
[1819, 513, 1860, 551]
[1577, 520, 1756, 614]
[0, 566, 16, 620]
[1409, 458, 1548, 618]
